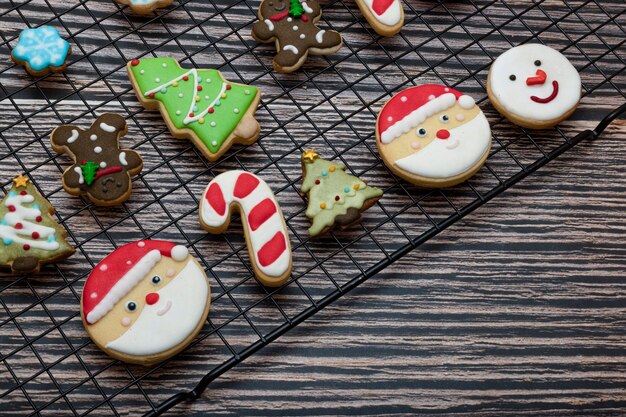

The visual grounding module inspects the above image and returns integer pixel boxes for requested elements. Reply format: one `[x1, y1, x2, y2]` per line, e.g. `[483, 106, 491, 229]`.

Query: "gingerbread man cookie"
[115, 0, 173, 15]
[51, 114, 143, 206]
[82, 240, 210, 365]
[251, 0, 343, 73]
[354, 0, 404, 36]
[487, 43, 581, 129]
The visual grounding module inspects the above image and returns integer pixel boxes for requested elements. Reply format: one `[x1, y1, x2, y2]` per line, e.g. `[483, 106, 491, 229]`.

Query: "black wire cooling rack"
[0, 0, 625, 415]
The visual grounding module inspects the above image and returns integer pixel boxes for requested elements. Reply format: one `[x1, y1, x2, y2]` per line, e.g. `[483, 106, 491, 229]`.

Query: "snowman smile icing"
[488, 43, 581, 123]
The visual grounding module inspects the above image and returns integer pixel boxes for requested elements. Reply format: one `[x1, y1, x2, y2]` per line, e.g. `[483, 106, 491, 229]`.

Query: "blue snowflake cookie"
[11, 26, 71, 76]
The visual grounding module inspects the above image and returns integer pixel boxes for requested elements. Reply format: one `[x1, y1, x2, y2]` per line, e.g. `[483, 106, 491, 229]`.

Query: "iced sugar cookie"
[0, 175, 74, 273]
[127, 57, 261, 161]
[82, 240, 210, 365]
[354, 0, 404, 36]
[376, 85, 491, 188]
[487, 43, 581, 129]
[301, 150, 383, 237]
[11, 26, 71, 77]
[51, 114, 143, 206]
[199, 171, 292, 287]
[115, 0, 173, 15]
[251, 0, 342, 73]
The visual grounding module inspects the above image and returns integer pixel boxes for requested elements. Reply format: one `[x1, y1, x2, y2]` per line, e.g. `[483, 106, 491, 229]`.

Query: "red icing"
[208, 108, 214, 114]
[233, 173, 260, 199]
[189, 112, 195, 117]
[20, 191, 27, 195]
[94, 166, 123, 181]
[531, 81, 559, 103]
[131, 59, 140, 66]
[226, 85, 232, 90]
[334, 196, 340, 201]
[23, 244, 30, 250]
[436, 129, 450, 139]
[315, 179, 320, 185]
[32, 232, 40, 239]
[145, 292, 159, 305]
[526, 69, 547, 86]
[301, 14, 309, 22]
[197, 86, 203, 91]
[8, 205, 15, 212]
[269, 10, 289, 21]
[36, 216, 42, 222]
[183, 75, 189, 81]
[257, 231, 287, 268]
[149, 92, 155, 98]
[372, 0, 395, 15]
[248, 198, 277, 232]
[15, 223, 23, 230]
[82, 240, 179, 324]
[205, 183, 226, 216]
[378, 85, 464, 141]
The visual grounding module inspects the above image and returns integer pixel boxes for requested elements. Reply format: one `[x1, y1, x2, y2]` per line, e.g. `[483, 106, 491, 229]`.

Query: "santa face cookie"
[82, 240, 210, 366]
[127, 57, 261, 161]
[487, 44, 581, 129]
[51, 114, 143, 206]
[376, 85, 491, 188]
[354, 0, 404, 36]
[251, 0, 343, 73]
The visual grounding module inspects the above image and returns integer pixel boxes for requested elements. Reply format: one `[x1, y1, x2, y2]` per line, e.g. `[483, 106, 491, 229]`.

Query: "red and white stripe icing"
[200, 171, 291, 278]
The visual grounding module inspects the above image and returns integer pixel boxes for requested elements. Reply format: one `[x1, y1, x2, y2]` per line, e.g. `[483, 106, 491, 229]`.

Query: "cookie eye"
[151, 276, 161, 285]
[439, 114, 449, 123]
[416, 127, 427, 137]
[125, 301, 137, 312]
[534, 60, 541, 67]
[509, 74, 516, 81]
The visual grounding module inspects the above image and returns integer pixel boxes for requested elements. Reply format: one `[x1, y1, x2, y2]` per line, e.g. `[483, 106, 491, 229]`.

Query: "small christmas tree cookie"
[0, 175, 74, 273]
[301, 150, 383, 237]
[127, 57, 261, 161]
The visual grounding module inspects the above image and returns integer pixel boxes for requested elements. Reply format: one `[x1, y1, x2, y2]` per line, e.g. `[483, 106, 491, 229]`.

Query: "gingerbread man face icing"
[251, 0, 343, 73]
[376, 85, 491, 188]
[51, 114, 143, 206]
[82, 240, 210, 365]
[487, 44, 581, 129]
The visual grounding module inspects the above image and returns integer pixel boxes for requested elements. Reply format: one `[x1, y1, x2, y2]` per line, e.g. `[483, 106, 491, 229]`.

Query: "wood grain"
[0, 0, 625, 416]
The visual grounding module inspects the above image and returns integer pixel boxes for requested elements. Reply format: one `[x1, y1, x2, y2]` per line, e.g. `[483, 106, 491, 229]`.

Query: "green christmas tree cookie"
[301, 150, 383, 237]
[127, 57, 261, 161]
[0, 175, 74, 273]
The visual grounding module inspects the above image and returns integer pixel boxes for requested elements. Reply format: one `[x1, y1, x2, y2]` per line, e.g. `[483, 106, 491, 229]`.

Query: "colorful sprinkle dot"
[208, 107, 214, 113]
[215, 101, 221, 106]
[335, 196, 340, 201]
[245, 90, 250, 95]
[189, 112, 195, 117]
[8, 205, 15, 212]
[210, 121, 216, 127]
[178, 93, 184, 98]
[320, 203, 326, 209]
[32, 232, 40, 239]
[36, 216, 42, 222]
[173, 81, 179, 87]
[20, 191, 27, 195]
[205, 95, 209, 100]
[155, 78, 160, 82]
[160, 87, 167, 93]
[315, 179, 320, 185]
[176, 110, 181, 115]
[221, 93, 227, 99]
[344, 187, 350, 193]
[3, 238, 12, 245]
[329, 166, 336, 172]
[162, 63, 167, 68]
[211, 140, 217, 146]
[206, 78, 211, 83]
[193, 106, 198, 112]
[23, 244, 30, 251]
[321, 171, 328, 176]
[353, 184, 360, 190]
[149, 92, 155, 98]
[233, 108, 239, 114]
[199, 118, 205, 124]
[197, 86, 203, 91]
[197, 77, 202, 83]
[183, 75, 189, 81]
[195, 96, 200, 102]
[131, 59, 140, 66]
[226, 85, 232, 90]
[15, 223, 23, 230]
[140, 69, 144, 75]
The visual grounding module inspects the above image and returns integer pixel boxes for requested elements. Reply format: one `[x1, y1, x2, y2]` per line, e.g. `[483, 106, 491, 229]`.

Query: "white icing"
[94, 146, 102, 154]
[171, 245, 188, 262]
[67, 129, 79, 144]
[301, 1, 313, 13]
[119, 151, 128, 166]
[316, 30, 325, 44]
[284, 45, 299, 54]
[489, 43, 581, 122]
[100, 162, 107, 168]
[86, 250, 162, 324]
[359, 0, 403, 26]
[381, 93, 457, 143]
[99, 122, 116, 133]
[264, 19, 274, 31]
[0, 192, 60, 251]
[74, 166, 84, 184]
[105, 259, 209, 356]
[200, 171, 291, 278]
[458, 95, 475, 109]
[90, 134, 97, 141]
[394, 112, 491, 178]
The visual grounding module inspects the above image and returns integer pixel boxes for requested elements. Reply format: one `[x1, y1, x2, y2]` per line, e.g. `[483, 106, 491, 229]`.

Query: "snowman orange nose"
[436, 129, 450, 139]
[146, 292, 159, 305]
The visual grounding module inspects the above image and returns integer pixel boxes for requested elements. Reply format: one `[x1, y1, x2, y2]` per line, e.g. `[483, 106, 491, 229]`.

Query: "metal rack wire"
[0, 0, 624, 415]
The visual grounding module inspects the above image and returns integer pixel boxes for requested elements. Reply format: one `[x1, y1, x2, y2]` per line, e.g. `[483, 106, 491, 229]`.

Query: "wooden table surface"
[0, 0, 625, 416]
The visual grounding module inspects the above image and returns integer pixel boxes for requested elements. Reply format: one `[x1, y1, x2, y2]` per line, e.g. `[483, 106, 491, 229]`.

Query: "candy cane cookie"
[199, 171, 292, 287]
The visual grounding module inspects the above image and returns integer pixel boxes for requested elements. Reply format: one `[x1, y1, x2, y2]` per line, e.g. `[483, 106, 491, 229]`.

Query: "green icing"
[129, 57, 258, 155]
[302, 156, 383, 237]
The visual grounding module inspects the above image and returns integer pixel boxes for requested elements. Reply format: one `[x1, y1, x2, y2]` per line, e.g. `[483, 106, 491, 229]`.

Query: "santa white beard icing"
[376, 84, 492, 188]
[81, 240, 211, 365]
[488, 43, 581, 128]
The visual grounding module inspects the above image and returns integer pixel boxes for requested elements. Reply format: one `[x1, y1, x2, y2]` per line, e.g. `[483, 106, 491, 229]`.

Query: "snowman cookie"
[82, 240, 210, 365]
[251, 0, 343, 73]
[354, 0, 404, 36]
[376, 85, 491, 188]
[487, 44, 581, 129]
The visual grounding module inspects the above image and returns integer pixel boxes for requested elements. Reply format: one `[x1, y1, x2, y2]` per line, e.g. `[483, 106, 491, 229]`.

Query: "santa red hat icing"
[378, 84, 476, 144]
[83, 240, 189, 325]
